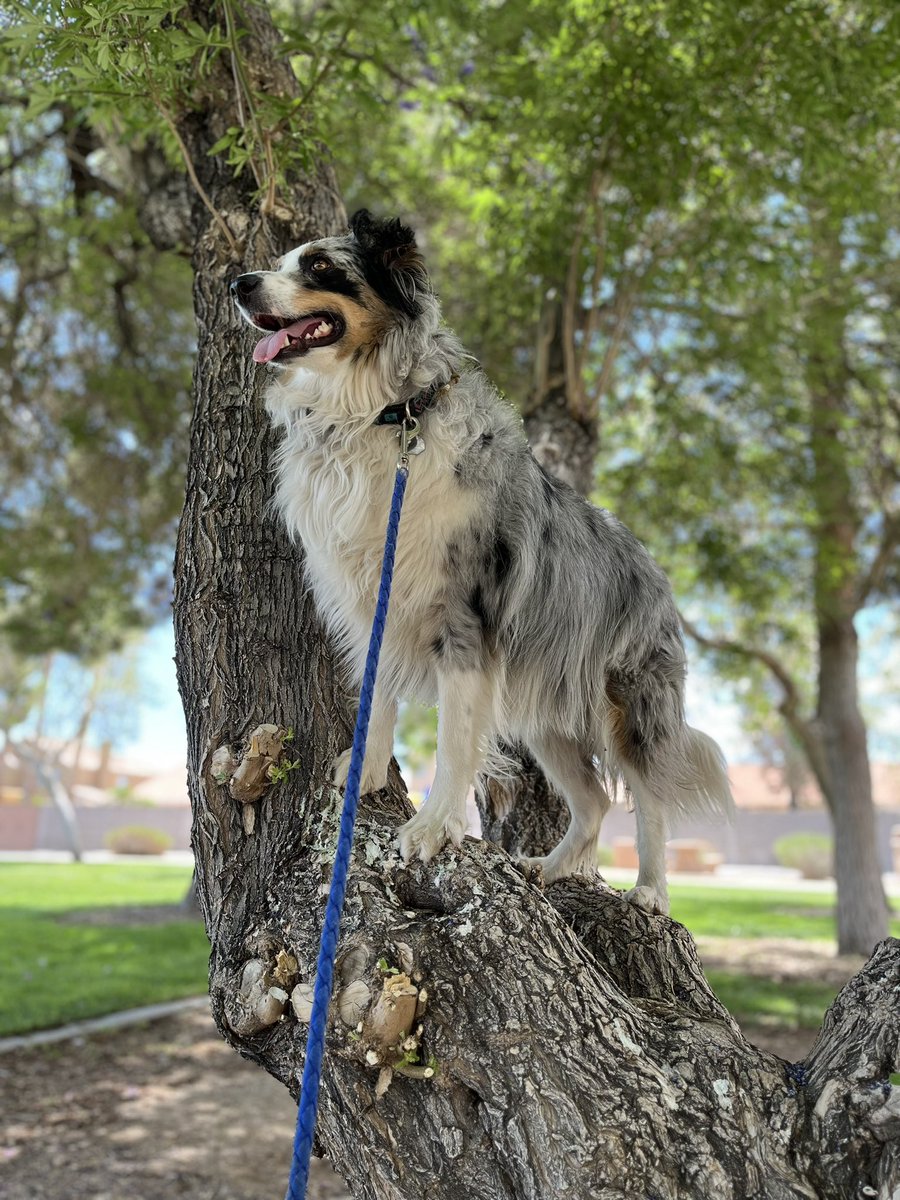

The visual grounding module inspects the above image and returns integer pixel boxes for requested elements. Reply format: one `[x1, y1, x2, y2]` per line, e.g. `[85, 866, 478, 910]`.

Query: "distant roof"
[728, 760, 900, 810]
[131, 768, 190, 806]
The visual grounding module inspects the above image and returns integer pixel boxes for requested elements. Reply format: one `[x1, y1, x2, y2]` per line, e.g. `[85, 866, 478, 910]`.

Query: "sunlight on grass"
[1, 865, 891, 1038]
[0, 864, 208, 1037]
[668, 885, 900, 942]
[1, 863, 195, 912]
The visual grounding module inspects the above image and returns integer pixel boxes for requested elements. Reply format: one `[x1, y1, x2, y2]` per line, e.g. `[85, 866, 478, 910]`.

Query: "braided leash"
[285, 451, 411, 1200]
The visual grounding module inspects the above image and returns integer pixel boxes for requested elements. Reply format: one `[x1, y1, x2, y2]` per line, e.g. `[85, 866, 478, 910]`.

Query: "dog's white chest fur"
[273, 411, 478, 696]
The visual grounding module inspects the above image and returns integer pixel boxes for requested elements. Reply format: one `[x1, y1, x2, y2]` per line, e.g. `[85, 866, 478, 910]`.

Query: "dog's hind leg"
[622, 776, 669, 915]
[399, 669, 494, 863]
[518, 732, 610, 884]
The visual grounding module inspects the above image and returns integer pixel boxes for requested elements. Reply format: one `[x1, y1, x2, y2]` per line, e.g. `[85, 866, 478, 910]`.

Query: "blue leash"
[285, 454, 411, 1200]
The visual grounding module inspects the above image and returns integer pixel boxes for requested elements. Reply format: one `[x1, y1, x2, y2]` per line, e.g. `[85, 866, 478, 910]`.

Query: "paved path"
[0, 997, 210, 1055]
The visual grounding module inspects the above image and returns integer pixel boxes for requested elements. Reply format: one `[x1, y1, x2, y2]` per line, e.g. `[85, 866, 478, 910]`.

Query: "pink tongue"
[252, 316, 326, 364]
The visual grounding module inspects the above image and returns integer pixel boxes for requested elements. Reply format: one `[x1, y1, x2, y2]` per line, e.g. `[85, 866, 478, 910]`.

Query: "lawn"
[0, 863, 208, 1037]
[668, 884, 900, 941]
[1, 865, 891, 1039]
[704, 971, 840, 1030]
[666, 883, 900, 1030]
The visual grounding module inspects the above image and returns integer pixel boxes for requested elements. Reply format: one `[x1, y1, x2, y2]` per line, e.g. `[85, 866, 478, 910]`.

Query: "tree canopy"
[0, 101, 193, 656]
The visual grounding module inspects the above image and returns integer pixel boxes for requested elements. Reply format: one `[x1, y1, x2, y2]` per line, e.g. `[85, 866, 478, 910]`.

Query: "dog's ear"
[349, 209, 428, 318]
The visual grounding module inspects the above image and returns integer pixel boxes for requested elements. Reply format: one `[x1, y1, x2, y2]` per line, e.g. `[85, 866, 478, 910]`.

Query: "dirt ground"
[0, 1008, 351, 1200]
[0, 934, 857, 1199]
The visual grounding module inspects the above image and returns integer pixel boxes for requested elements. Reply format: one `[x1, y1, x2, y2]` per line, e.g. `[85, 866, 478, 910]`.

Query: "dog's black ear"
[350, 209, 416, 258]
[349, 209, 428, 318]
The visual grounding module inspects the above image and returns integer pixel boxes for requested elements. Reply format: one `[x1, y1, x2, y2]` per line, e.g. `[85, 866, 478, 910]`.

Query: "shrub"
[104, 825, 173, 855]
[773, 833, 833, 879]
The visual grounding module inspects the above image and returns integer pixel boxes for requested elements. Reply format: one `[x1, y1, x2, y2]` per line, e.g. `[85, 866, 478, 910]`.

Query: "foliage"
[773, 834, 834, 881]
[293, 3, 900, 805]
[0, 863, 205, 1035]
[396, 701, 437, 779]
[7, 0, 896, 691]
[267, 756, 301, 784]
[104, 824, 174, 854]
[2, 0, 897, 951]
[597, 843, 614, 868]
[0, 102, 193, 657]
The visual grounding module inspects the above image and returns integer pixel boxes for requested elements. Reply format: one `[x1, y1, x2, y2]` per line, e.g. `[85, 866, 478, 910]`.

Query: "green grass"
[2, 866, 895, 1039]
[618, 883, 900, 1030]
[705, 971, 840, 1031]
[667, 885, 900, 942]
[0, 864, 209, 1037]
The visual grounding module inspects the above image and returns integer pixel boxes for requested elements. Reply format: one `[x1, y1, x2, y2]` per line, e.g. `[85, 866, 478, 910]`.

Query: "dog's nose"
[230, 273, 262, 303]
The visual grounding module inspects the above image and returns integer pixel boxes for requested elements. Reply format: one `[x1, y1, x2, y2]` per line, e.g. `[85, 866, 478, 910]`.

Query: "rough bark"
[476, 743, 569, 859]
[169, 7, 899, 1195]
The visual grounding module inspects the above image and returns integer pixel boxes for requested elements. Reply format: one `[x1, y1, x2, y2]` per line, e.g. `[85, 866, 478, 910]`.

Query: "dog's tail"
[618, 724, 733, 820]
[672, 725, 734, 819]
[605, 668, 733, 819]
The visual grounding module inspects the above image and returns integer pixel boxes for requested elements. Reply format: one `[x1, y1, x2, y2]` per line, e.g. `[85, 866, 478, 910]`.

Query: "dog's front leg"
[332, 688, 398, 795]
[399, 669, 493, 863]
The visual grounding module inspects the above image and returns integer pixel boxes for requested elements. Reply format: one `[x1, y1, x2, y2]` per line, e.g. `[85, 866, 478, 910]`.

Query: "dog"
[230, 209, 732, 914]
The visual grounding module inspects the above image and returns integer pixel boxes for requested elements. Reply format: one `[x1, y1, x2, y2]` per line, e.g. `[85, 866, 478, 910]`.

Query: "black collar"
[372, 375, 457, 427]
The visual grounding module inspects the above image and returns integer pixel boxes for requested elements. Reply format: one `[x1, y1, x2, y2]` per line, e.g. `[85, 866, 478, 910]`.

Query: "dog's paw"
[398, 807, 466, 864]
[624, 884, 669, 916]
[515, 855, 546, 888]
[331, 749, 387, 795]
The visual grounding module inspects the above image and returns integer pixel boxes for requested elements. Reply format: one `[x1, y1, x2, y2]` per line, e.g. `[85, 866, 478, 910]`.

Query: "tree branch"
[858, 511, 900, 605]
[680, 614, 802, 705]
[679, 613, 831, 792]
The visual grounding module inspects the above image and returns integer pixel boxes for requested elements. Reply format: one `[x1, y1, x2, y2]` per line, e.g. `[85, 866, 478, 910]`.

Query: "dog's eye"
[311, 258, 331, 272]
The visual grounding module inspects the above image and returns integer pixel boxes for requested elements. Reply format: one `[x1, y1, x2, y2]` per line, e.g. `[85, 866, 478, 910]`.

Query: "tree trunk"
[523, 298, 598, 496]
[476, 743, 568, 858]
[807, 222, 889, 955]
[16, 742, 83, 862]
[816, 614, 889, 954]
[168, 9, 899, 1193]
[180, 869, 203, 918]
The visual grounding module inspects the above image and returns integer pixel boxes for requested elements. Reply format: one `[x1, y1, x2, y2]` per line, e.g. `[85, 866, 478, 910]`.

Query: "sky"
[126, 623, 189, 769]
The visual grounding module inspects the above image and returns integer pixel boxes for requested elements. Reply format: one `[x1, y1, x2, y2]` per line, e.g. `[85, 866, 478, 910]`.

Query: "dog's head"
[230, 210, 429, 374]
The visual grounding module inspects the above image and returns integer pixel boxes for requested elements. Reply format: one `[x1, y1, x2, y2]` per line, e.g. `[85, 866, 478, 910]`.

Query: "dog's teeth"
[320, 323, 332, 334]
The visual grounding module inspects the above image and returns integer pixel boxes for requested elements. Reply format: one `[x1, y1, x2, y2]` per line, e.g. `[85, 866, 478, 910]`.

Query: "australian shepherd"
[230, 209, 732, 914]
